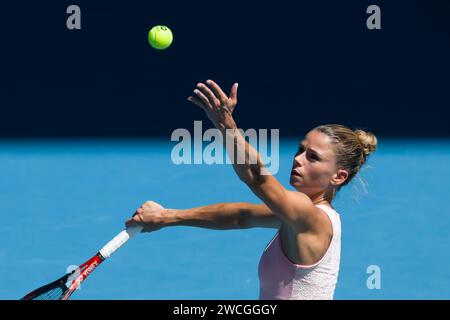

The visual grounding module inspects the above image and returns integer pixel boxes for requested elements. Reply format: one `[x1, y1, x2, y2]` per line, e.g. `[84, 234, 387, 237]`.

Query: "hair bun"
[354, 129, 377, 157]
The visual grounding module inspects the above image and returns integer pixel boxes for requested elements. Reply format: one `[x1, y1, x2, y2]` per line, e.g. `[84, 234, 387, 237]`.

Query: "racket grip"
[99, 225, 143, 259]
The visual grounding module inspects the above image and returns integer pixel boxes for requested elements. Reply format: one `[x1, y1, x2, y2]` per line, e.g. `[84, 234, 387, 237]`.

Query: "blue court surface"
[0, 138, 449, 299]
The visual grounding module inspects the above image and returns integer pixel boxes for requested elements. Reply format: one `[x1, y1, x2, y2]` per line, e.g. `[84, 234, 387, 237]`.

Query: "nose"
[294, 153, 303, 167]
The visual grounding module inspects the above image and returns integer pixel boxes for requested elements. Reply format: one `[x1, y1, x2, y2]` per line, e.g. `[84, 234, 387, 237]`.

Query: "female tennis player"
[126, 80, 377, 300]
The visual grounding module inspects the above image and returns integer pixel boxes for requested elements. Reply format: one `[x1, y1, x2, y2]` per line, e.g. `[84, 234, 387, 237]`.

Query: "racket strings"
[31, 287, 66, 300]
[21, 277, 71, 300]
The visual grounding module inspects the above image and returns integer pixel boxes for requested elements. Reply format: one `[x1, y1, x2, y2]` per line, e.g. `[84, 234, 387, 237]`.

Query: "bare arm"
[126, 201, 281, 231]
[223, 127, 319, 233]
[168, 202, 281, 229]
[188, 80, 322, 233]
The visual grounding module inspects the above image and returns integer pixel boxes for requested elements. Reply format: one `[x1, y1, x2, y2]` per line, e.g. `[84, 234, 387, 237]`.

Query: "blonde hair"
[313, 124, 377, 191]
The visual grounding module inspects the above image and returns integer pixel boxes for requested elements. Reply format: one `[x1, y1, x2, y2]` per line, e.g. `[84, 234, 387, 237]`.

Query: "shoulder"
[284, 191, 333, 235]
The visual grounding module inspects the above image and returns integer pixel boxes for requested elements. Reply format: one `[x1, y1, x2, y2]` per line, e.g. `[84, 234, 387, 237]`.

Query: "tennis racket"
[21, 225, 143, 300]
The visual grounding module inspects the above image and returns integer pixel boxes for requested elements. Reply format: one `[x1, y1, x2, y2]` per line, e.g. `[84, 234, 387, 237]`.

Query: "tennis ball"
[148, 25, 173, 50]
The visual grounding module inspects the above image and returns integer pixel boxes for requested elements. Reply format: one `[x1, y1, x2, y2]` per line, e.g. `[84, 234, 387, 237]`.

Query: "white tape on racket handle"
[99, 225, 143, 259]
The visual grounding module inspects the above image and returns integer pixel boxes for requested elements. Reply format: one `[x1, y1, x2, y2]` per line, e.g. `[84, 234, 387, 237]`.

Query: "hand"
[188, 79, 239, 130]
[125, 201, 166, 233]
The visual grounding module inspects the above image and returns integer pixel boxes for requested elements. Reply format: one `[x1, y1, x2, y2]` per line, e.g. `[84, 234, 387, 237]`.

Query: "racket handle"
[99, 225, 143, 259]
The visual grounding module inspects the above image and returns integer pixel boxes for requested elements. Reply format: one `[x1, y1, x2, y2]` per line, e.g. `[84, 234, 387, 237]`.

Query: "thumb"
[229, 83, 238, 103]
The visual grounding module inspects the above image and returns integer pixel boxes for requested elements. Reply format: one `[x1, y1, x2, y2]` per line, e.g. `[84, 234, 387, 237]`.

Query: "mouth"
[291, 169, 302, 178]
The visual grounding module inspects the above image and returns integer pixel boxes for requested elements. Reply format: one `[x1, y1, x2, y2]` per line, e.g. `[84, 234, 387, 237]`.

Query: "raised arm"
[126, 201, 281, 231]
[188, 80, 322, 233]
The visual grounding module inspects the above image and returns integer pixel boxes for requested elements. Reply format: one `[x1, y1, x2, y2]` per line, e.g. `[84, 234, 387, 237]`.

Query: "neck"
[309, 189, 334, 206]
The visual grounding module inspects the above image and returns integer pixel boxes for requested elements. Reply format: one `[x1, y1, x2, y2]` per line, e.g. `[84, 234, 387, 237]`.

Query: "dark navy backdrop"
[1, 1, 449, 137]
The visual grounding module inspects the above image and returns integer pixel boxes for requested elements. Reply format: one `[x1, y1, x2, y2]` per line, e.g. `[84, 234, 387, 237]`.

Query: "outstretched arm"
[126, 201, 281, 231]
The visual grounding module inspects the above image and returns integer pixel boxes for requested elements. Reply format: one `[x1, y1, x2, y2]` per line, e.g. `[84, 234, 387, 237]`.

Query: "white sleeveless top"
[258, 204, 341, 300]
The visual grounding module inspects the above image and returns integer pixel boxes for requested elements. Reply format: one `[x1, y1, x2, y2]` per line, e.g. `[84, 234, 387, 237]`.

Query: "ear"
[331, 169, 349, 187]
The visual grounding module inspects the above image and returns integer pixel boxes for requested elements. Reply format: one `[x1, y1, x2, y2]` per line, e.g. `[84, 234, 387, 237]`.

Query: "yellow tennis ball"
[148, 25, 173, 50]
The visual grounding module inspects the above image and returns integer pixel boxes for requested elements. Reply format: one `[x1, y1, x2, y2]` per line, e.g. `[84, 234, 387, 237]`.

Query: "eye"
[309, 153, 319, 161]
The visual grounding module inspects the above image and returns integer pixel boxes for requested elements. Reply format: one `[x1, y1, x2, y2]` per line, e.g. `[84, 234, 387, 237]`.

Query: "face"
[290, 130, 347, 198]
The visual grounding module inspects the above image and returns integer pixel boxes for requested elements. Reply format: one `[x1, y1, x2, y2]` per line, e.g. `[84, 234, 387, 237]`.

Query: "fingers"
[126, 200, 165, 231]
[206, 80, 228, 104]
[187, 96, 205, 109]
[125, 208, 144, 228]
[127, 208, 143, 221]
[196, 83, 221, 108]
[193, 88, 214, 110]
[229, 83, 238, 104]
[134, 207, 143, 216]
[189, 80, 238, 113]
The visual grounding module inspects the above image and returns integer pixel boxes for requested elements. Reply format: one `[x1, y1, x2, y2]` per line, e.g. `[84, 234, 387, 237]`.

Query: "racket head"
[21, 254, 104, 300]
[21, 273, 71, 300]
